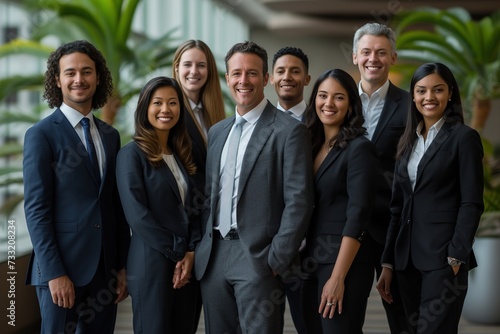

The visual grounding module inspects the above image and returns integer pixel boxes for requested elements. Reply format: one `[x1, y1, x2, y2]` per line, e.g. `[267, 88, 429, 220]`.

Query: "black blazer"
[184, 108, 208, 197]
[116, 141, 200, 264]
[382, 121, 484, 271]
[368, 82, 410, 245]
[306, 136, 380, 264]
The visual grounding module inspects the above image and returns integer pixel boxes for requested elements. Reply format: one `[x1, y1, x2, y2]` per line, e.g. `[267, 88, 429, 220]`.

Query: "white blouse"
[162, 154, 188, 205]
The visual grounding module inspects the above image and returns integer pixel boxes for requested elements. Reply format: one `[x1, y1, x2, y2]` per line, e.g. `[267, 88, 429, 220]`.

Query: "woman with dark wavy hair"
[116, 76, 200, 333]
[303, 69, 380, 333]
[377, 63, 484, 333]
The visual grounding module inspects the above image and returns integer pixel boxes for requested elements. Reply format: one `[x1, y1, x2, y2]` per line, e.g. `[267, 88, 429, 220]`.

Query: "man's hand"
[114, 268, 128, 304]
[48, 275, 75, 308]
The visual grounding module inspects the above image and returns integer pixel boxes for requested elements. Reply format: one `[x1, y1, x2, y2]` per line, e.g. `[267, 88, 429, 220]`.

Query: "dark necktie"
[218, 117, 247, 237]
[80, 117, 101, 184]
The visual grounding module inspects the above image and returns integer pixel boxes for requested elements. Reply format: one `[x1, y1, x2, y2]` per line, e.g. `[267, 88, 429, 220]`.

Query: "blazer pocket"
[428, 211, 457, 223]
[320, 220, 345, 235]
[54, 222, 78, 233]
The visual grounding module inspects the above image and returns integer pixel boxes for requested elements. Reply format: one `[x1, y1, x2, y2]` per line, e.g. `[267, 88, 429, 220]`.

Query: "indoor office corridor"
[114, 282, 500, 334]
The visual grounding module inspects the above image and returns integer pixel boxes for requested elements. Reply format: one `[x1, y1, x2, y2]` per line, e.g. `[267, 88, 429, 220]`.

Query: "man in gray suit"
[194, 41, 314, 333]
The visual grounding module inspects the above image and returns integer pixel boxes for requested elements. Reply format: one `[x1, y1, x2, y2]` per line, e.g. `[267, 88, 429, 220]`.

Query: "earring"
[413, 99, 415, 102]
[449, 98, 451, 101]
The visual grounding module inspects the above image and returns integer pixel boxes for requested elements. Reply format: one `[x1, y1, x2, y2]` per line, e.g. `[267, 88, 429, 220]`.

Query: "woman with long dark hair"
[377, 63, 484, 333]
[304, 69, 380, 333]
[116, 76, 200, 333]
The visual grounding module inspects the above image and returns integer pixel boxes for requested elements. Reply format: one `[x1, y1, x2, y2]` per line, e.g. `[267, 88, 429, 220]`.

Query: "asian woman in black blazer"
[116, 77, 200, 333]
[377, 63, 484, 333]
[303, 69, 380, 333]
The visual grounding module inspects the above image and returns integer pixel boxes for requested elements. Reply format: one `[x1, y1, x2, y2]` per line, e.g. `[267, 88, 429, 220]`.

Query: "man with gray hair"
[352, 22, 411, 333]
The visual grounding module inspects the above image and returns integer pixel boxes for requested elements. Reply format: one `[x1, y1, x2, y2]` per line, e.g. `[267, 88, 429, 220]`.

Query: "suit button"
[94, 224, 101, 229]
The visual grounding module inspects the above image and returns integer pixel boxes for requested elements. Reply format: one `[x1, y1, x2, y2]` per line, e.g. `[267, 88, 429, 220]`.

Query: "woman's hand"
[319, 275, 345, 318]
[172, 251, 194, 289]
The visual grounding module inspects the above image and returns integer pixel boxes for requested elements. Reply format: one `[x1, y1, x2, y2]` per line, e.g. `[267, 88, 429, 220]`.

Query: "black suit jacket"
[116, 141, 200, 265]
[368, 82, 410, 245]
[306, 136, 380, 264]
[382, 121, 484, 271]
[184, 108, 208, 197]
[23, 109, 130, 287]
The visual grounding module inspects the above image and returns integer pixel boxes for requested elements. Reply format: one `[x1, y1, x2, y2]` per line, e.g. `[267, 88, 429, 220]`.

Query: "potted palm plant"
[462, 140, 500, 325]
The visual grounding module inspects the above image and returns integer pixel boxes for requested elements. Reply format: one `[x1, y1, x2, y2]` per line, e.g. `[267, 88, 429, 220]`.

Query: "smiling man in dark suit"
[23, 40, 130, 334]
[352, 23, 411, 333]
[194, 41, 314, 334]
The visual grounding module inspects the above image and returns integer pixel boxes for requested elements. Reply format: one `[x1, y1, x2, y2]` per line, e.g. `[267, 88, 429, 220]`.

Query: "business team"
[24, 23, 483, 334]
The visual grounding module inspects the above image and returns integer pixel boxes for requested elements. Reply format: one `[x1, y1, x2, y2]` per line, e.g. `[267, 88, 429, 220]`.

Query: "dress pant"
[396, 259, 468, 334]
[366, 234, 412, 333]
[200, 237, 285, 334]
[36, 257, 117, 334]
[313, 261, 373, 334]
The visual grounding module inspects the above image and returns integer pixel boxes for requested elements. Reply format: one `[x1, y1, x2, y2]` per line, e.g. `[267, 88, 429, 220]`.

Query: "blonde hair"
[172, 40, 225, 143]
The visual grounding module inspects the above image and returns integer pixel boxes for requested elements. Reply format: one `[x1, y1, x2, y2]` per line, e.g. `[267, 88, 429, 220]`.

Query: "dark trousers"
[367, 235, 412, 334]
[307, 262, 373, 334]
[397, 260, 468, 334]
[36, 259, 117, 334]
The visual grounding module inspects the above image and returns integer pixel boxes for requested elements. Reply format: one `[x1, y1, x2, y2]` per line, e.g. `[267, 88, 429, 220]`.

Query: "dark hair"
[396, 62, 463, 159]
[304, 69, 365, 157]
[272, 46, 309, 72]
[224, 41, 268, 75]
[43, 40, 113, 109]
[133, 76, 195, 174]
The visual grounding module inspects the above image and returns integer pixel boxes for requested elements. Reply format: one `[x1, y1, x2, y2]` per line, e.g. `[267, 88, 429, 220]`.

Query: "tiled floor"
[115, 282, 500, 333]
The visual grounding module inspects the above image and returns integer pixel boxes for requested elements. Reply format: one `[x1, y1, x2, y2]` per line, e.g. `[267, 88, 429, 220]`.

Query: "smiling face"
[147, 86, 181, 139]
[56, 52, 98, 115]
[270, 54, 310, 109]
[353, 34, 396, 94]
[225, 52, 268, 115]
[175, 47, 208, 103]
[413, 72, 451, 126]
[315, 77, 350, 132]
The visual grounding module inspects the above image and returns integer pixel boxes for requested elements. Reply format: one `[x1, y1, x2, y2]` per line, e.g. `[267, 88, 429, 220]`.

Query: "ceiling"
[215, 0, 499, 36]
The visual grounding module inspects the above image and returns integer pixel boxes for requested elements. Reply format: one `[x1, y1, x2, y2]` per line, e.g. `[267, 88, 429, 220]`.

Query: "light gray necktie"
[218, 117, 247, 237]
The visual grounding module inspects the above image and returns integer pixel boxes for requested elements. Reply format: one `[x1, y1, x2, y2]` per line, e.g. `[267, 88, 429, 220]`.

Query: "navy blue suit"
[23, 109, 130, 333]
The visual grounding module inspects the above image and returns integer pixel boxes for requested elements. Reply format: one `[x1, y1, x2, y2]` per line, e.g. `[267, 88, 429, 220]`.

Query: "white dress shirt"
[276, 100, 306, 122]
[216, 98, 267, 230]
[407, 118, 446, 190]
[359, 80, 390, 140]
[60, 103, 105, 177]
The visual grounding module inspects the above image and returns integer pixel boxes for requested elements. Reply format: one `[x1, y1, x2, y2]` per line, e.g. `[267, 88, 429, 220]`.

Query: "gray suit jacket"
[194, 101, 314, 279]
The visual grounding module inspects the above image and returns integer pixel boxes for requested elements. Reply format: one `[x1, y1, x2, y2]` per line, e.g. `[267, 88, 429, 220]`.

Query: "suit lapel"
[54, 109, 101, 186]
[158, 157, 184, 204]
[415, 122, 453, 189]
[315, 148, 342, 185]
[185, 109, 207, 155]
[371, 83, 399, 143]
[238, 103, 275, 198]
[210, 118, 234, 199]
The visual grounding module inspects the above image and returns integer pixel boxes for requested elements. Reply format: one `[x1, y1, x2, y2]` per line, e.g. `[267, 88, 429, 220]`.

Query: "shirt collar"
[416, 117, 446, 137]
[358, 79, 390, 99]
[59, 103, 94, 128]
[234, 97, 267, 125]
[188, 99, 202, 110]
[277, 100, 307, 117]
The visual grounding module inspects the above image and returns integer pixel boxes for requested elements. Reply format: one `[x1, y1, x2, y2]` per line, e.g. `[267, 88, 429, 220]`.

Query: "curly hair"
[304, 69, 366, 157]
[272, 46, 309, 72]
[133, 76, 196, 175]
[43, 40, 113, 109]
